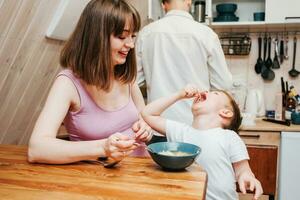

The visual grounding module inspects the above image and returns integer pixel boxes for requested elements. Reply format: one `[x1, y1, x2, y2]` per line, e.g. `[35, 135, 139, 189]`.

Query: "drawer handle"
[240, 134, 260, 139]
[285, 17, 300, 20]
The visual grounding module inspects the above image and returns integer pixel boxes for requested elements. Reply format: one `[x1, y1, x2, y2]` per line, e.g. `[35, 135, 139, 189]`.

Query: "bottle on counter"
[289, 86, 300, 103]
[275, 92, 283, 120]
[285, 92, 297, 120]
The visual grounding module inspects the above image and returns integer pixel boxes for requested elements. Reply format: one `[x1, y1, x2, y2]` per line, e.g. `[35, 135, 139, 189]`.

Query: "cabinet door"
[246, 145, 278, 196]
[147, 0, 163, 21]
[266, 0, 300, 23]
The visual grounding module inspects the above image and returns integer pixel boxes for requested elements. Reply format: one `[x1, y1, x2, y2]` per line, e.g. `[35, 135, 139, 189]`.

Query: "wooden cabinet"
[265, 0, 300, 24]
[247, 145, 278, 197]
[149, 0, 300, 28]
[210, 0, 265, 25]
[205, 0, 300, 27]
[239, 131, 280, 200]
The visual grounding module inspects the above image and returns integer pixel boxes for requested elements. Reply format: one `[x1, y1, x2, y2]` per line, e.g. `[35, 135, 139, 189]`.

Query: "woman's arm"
[28, 76, 136, 164]
[131, 82, 145, 112]
[233, 160, 263, 200]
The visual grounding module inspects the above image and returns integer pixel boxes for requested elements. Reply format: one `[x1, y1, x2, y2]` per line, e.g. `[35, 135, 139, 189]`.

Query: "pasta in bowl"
[146, 142, 201, 171]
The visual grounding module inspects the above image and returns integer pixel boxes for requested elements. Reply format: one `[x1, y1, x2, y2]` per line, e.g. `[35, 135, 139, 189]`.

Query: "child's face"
[191, 91, 230, 115]
[110, 20, 137, 67]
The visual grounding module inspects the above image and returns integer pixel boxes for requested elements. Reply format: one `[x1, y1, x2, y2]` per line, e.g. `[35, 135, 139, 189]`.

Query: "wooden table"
[0, 145, 207, 200]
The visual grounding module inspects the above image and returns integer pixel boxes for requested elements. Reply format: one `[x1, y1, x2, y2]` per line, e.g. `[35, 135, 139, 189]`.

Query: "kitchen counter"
[240, 118, 300, 132]
[0, 145, 207, 200]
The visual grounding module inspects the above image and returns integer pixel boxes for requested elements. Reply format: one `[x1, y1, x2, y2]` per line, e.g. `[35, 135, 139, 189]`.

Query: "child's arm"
[233, 160, 263, 200]
[142, 84, 199, 135]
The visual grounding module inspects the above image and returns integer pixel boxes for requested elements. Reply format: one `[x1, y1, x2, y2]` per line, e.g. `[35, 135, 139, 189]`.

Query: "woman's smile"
[118, 50, 129, 58]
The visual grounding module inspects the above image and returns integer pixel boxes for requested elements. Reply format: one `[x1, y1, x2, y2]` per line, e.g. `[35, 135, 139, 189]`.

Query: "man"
[136, 0, 233, 124]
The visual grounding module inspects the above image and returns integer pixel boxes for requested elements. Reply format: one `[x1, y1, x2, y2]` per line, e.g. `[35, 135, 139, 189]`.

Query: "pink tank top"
[57, 69, 148, 156]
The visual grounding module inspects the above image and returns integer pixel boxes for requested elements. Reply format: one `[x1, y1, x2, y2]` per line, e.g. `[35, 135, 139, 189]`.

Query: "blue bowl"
[214, 14, 239, 22]
[147, 142, 201, 171]
[253, 12, 265, 21]
[216, 3, 237, 14]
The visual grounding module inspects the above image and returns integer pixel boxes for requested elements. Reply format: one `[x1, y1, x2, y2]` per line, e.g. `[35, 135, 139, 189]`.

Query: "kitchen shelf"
[211, 0, 265, 23]
[207, 22, 300, 33]
[208, 0, 300, 28]
[152, 0, 300, 29]
[210, 21, 266, 28]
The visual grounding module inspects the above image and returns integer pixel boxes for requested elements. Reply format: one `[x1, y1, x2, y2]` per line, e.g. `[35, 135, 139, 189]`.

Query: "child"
[28, 0, 152, 164]
[142, 84, 263, 200]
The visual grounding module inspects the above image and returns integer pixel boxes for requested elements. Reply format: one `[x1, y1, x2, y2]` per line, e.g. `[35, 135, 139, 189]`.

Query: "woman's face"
[110, 21, 137, 67]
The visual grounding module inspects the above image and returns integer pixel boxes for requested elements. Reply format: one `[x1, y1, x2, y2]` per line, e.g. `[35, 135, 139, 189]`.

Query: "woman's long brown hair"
[60, 0, 141, 91]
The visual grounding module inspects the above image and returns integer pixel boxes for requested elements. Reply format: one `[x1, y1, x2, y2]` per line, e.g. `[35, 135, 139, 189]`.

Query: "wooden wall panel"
[0, 0, 62, 145]
[0, 0, 22, 37]
[0, 0, 148, 145]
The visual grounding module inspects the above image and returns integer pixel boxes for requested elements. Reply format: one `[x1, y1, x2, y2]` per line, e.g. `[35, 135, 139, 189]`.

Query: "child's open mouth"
[194, 92, 207, 103]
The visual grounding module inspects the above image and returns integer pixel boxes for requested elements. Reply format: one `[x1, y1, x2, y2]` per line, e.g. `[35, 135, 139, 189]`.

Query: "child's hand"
[132, 118, 153, 143]
[237, 172, 263, 200]
[180, 84, 200, 98]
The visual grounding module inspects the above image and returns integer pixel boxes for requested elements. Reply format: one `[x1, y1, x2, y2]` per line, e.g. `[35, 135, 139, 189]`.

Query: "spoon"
[83, 157, 121, 168]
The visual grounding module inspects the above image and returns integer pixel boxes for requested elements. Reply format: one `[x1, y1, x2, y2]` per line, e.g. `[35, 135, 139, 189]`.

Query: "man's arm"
[207, 33, 233, 90]
[142, 85, 199, 135]
[135, 33, 145, 87]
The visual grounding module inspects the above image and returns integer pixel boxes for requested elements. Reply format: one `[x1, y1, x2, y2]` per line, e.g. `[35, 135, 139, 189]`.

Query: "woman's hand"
[132, 118, 153, 143]
[104, 133, 137, 161]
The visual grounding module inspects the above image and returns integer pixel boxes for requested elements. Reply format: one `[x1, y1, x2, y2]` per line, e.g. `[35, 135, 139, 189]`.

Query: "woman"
[28, 0, 152, 164]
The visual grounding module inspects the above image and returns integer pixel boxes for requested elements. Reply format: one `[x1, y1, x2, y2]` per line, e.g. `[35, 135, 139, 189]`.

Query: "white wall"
[225, 35, 300, 112]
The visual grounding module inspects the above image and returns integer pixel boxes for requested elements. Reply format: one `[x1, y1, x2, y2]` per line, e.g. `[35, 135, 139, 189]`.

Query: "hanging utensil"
[284, 35, 289, 60]
[260, 35, 268, 74]
[261, 36, 275, 81]
[279, 38, 285, 63]
[289, 36, 300, 78]
[255, 36, 263, 74]
[265, 36, 273, 69]
[273, 38, 280, 69]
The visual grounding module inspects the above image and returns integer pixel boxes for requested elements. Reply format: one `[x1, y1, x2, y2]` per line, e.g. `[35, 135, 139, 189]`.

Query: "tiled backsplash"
[225, 35, 300, 112]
